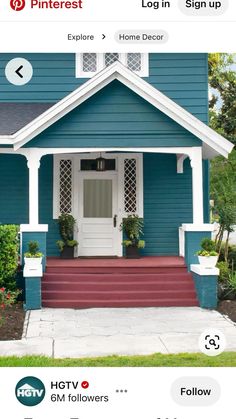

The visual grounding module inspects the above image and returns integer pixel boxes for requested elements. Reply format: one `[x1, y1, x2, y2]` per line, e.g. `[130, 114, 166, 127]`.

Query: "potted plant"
[24, 241, 43, 267]
[56, 214, 78, 259]
[196, 237, 218, 268]
[120, 215, 145, 259]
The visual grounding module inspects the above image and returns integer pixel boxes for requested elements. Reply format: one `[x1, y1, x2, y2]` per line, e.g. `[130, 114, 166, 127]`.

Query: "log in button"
[115, 30, 168, 44]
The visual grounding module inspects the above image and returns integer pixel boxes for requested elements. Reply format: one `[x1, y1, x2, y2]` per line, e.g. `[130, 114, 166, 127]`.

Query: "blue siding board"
[26, 80, 201, 148]
[39, 155, 60, 256]
[143, 154, 193, 256]
[0, 154, 28, 224]
[0, 53, 208, 122]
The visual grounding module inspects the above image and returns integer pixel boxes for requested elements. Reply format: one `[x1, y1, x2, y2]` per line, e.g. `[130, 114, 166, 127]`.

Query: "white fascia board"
[9, 61, 233, 158]
[191, 264, 219, 276]
[182, 223, 215, 232]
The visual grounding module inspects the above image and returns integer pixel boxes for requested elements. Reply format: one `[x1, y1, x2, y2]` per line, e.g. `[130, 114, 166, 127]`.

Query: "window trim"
[75, 53, 149, 78]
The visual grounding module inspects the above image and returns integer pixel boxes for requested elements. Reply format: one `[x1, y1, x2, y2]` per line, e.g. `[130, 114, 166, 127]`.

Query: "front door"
[78, 172, 119, 256]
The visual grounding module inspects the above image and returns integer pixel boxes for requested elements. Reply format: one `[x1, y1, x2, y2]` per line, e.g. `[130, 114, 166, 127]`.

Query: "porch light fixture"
[96, 154, 106, 171]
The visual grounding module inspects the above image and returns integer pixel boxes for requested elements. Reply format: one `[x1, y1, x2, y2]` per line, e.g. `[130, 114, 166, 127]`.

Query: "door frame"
[53, 152, 143, 257]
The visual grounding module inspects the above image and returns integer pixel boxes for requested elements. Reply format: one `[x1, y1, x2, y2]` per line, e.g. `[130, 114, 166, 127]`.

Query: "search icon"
[199, 329, 226, 356]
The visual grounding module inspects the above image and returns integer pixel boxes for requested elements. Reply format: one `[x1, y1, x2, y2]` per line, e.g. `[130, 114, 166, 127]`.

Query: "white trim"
[23, 266, 43, 278]
[181, 223, 215, 232]
[191, 264, 219, 276]
[190, 147, 203, 224]
[75, 53, 149, 78]
[179, 226, 185, 257]
[177, 154, 187, 174]
[0, 61, 229, 158]
[20, 224, 48, 232]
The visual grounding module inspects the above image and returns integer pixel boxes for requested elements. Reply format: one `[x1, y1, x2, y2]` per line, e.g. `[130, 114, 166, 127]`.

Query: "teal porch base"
[24, 277, 41, 311]
[191, 265, 219, 309]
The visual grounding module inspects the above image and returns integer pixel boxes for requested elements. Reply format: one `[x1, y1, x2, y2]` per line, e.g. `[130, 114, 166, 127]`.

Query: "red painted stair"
[42, 257, 199, 308]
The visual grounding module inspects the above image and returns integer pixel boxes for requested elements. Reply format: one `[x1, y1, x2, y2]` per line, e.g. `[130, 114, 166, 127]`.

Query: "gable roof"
[0, 62, 234, 158]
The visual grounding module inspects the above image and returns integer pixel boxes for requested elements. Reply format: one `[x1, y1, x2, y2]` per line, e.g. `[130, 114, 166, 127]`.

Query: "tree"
[209, 54, 236, 261]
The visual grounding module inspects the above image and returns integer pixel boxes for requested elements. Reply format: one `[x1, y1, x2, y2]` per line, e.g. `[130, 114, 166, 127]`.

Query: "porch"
[41, 256, 199, 308]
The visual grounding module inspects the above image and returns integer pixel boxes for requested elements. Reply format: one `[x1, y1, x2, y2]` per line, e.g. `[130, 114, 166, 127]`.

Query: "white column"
[27, 153, 41, 225]
[190, 147, 204, 224]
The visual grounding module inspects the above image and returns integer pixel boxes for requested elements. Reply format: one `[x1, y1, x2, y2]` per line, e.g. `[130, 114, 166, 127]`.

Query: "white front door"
[78, 172, 119, 256]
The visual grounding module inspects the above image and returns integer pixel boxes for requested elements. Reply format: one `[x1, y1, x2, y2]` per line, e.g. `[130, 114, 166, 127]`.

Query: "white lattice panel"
[82, 53, 97, 73]
[127, 53, 142, 72]
[59, 159, 72, 214]
[105, 53, 119, 67]
[124, 159, 137, 214]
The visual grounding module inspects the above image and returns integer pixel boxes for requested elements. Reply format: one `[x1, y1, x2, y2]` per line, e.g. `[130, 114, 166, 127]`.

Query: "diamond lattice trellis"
[127, 53, 142, 72]
[59, 160, 72, 214]
[105, 53, 119, 67]
[82, 53, 97, 73]
[124, 159, 137, 214]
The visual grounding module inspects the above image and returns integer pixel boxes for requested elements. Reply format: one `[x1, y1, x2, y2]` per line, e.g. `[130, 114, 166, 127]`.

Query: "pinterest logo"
[10, 0, 25, 11]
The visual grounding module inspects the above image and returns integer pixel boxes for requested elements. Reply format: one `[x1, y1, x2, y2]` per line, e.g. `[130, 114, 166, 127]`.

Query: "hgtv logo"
[10, 0, 83, 11]
[15, 376, 46, 406]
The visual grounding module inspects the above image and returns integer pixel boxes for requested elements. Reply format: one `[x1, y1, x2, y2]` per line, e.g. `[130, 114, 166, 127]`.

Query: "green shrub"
[217, 261, 230, 282]
[0, 225, 19, 290]
[218, 243, 236, 268]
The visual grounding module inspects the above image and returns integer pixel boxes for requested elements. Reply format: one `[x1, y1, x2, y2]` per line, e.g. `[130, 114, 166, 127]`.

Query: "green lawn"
[0, 352, 236, 367]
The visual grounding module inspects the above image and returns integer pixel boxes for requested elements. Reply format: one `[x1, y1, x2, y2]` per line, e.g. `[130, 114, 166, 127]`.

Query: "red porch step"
[42, 257, 199, 308]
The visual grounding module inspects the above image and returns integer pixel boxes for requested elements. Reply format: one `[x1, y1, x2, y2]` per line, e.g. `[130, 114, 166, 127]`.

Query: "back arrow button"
[15, 65, 24, 78]
[5, 58, 33, 86]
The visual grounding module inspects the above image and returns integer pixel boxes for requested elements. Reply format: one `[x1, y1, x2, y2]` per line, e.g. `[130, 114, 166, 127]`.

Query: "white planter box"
[24, 257, 42, 268]
[198, 255, 218, 268]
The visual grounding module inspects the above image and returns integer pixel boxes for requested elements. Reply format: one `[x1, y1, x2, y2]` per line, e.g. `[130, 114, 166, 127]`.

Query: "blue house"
[0, 53, 233, 309]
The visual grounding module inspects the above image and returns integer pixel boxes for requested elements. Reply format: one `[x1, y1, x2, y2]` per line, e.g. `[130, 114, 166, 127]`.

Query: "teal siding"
[39, 155, 60, 256]
[26, 80, 201, 148]
[143, 154, 193, 256]
[0, 53, 208, 122]
[0, 154, 28, 224]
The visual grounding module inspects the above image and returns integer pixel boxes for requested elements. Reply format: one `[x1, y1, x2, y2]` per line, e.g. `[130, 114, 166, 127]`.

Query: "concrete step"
[42, 298, 199, 308]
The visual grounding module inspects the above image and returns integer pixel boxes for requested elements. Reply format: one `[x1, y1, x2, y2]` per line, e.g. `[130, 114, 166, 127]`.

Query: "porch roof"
[0, 62, 233, 159]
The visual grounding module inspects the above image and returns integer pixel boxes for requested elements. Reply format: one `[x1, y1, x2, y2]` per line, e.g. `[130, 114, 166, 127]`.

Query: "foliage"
[209, 53, 236, 144]
[0, 225, 19, 291]
[24, 241, 43, 258]
[217, 261, 230, 282]
[209, 54, 236, 264]
[226, 269, 236, 293]
[0, 287, 21, 326]
[196, 238, 218, 257]
[123, 239, 145, 249]
[120, 215, 145, 248]
[201, 238, 216, 252]
[57, 214, 78, 251]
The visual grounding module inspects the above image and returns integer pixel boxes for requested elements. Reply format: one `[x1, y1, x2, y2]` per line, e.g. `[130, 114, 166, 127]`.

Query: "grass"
[0, 352, 236, 367]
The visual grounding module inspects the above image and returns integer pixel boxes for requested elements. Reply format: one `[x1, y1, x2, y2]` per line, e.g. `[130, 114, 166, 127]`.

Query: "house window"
[59, 159, 73, 214]
[81, 159, 116, 171]
[124, 158, 137, 214]
[76, 53, 149, 78]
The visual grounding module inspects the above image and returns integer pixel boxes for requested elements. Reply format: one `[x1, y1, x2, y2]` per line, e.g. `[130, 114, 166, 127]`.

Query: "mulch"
[0, 302, 25, 341]
[218, 300, 236, 323]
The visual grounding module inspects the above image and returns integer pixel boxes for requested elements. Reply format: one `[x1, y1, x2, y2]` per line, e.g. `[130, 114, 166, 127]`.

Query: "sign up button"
[115, 30, 168, 44]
